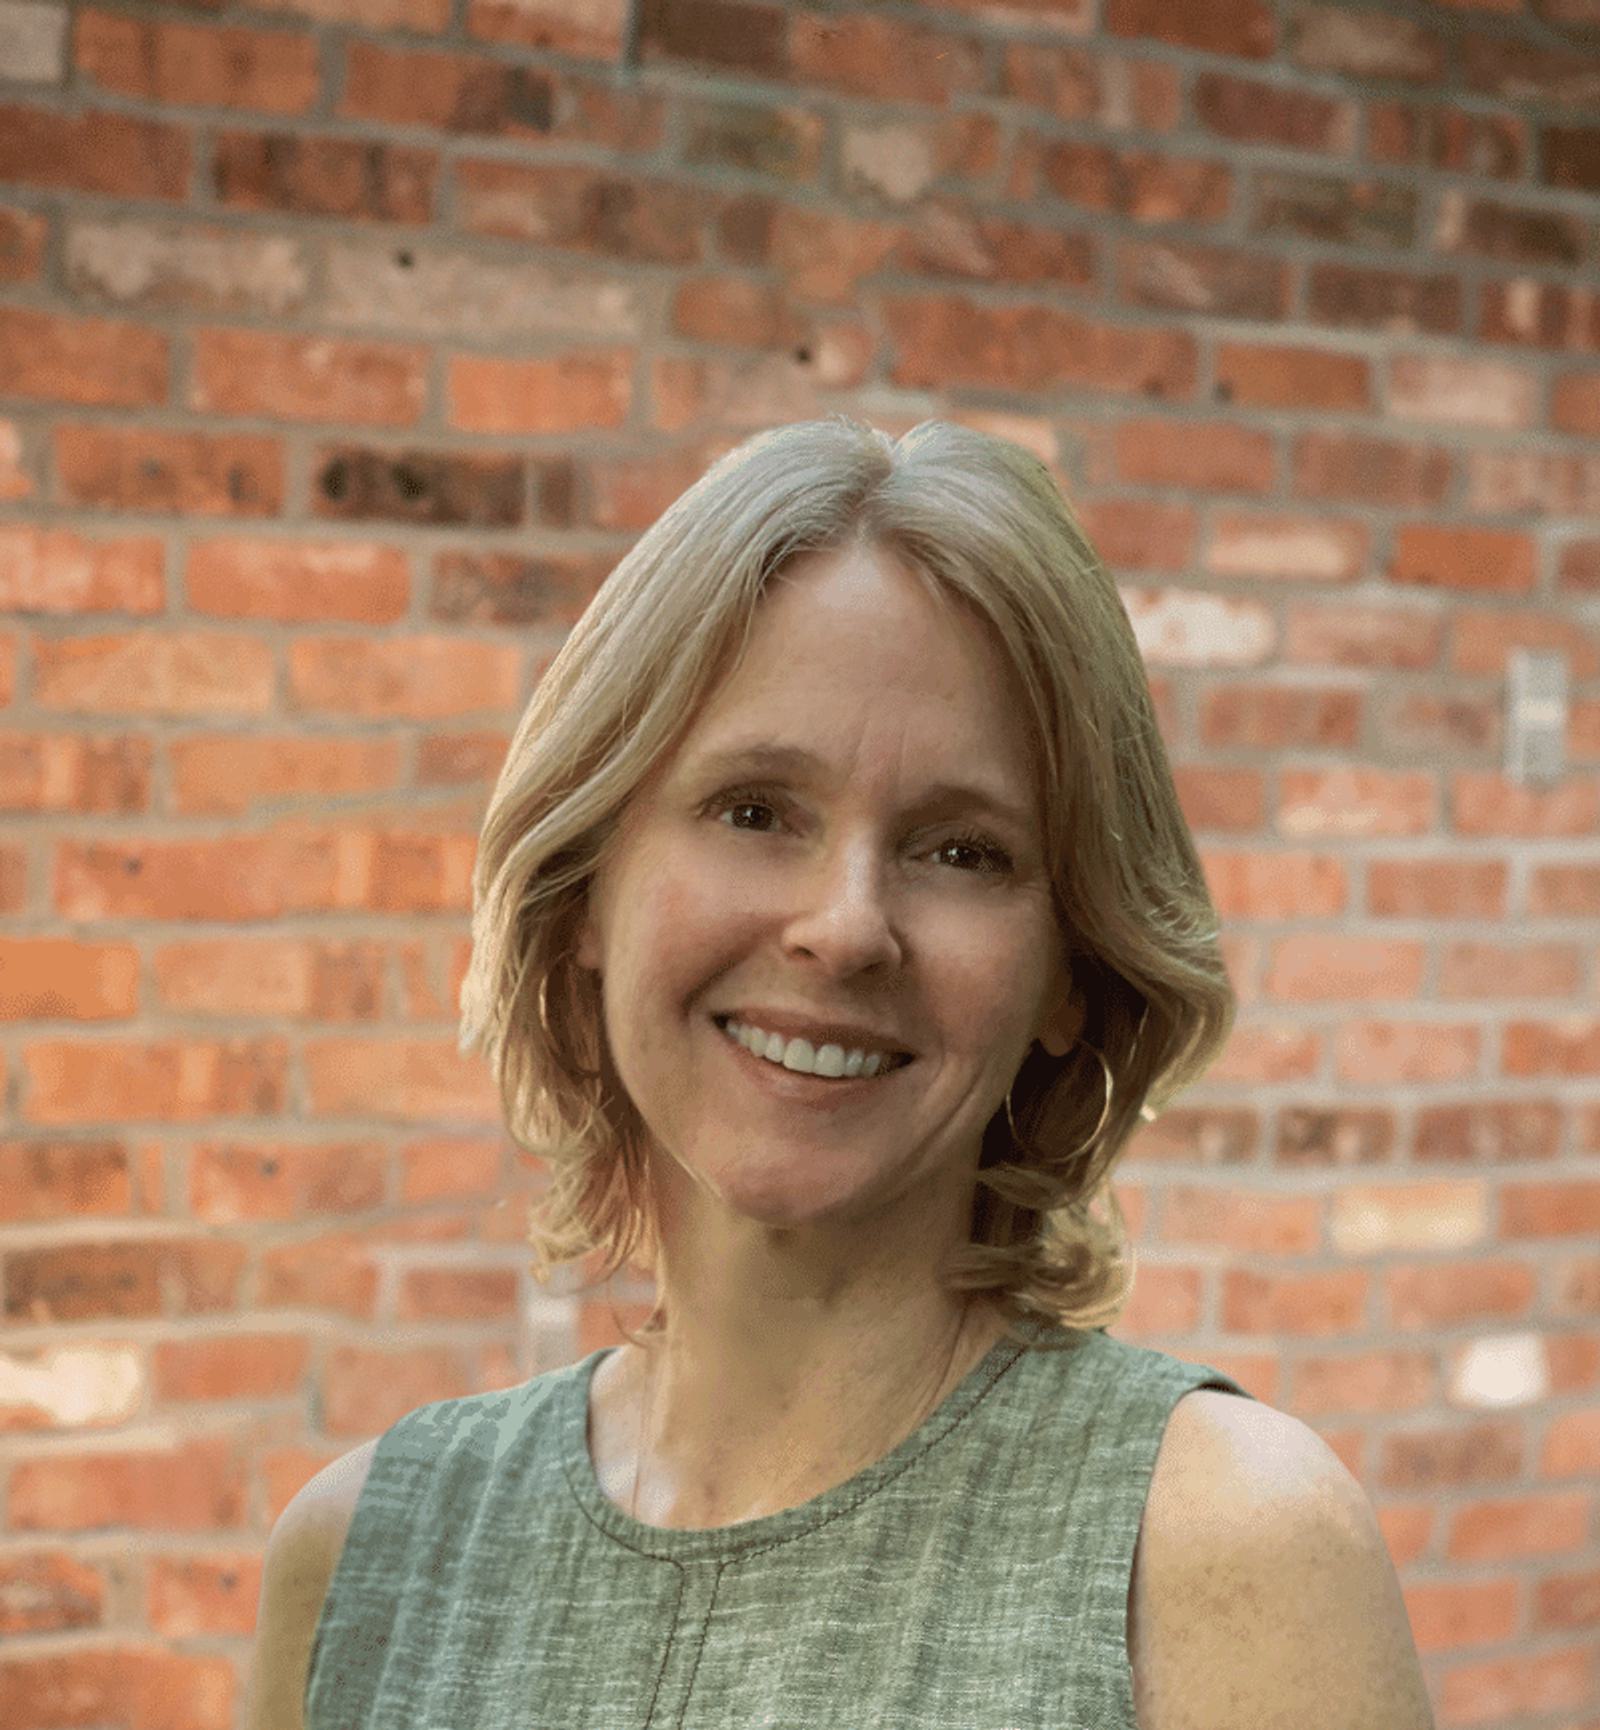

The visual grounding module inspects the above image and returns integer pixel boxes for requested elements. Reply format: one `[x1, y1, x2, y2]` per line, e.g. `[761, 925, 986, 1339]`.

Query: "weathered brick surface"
[1, 4, 1596, 1721]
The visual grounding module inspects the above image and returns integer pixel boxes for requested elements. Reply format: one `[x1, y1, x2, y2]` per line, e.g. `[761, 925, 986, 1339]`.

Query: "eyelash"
[703, 783, 1015, 877]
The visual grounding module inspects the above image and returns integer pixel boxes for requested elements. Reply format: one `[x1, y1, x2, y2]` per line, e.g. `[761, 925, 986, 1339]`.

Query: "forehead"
[673, 543, 1041, 805]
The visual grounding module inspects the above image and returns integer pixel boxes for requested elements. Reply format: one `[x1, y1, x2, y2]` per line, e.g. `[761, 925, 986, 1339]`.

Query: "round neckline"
[559, 1315, 1070, 1559]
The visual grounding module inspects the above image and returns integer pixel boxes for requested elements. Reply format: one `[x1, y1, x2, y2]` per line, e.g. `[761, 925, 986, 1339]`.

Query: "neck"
[616, 1292, 1006, 1528]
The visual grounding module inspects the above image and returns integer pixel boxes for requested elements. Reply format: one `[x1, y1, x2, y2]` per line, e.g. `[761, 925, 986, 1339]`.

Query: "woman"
[249, 417, 1434, 1728]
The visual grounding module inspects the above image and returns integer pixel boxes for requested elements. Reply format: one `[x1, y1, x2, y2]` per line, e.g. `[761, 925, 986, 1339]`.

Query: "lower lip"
[712, 1018, 912, 1106]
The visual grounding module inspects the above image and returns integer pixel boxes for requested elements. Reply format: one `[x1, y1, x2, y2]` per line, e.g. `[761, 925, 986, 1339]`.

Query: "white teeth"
[721, 1017, 900, 1080]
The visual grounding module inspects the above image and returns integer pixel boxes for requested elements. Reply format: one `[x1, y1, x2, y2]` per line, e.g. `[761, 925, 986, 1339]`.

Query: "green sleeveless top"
[305, 1318, 1254, 1728]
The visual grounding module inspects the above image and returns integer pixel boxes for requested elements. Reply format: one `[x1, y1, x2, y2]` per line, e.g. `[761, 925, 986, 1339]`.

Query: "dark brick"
[214, 131, 435, 222]
[313, 446, 525, 526]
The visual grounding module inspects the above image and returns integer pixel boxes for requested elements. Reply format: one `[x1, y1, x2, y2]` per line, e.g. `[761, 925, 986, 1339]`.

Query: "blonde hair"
[457, 415, 1235, 1352]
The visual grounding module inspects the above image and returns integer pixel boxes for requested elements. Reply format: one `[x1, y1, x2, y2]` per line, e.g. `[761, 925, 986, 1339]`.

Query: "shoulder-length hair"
[457, 415, 1235, 1351]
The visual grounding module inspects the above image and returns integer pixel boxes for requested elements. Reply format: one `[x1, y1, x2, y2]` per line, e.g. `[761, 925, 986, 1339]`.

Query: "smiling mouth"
[711, 1014, 914, 1078]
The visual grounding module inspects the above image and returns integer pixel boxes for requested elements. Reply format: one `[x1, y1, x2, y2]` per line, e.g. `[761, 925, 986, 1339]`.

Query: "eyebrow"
[687, 741, 1035, 833]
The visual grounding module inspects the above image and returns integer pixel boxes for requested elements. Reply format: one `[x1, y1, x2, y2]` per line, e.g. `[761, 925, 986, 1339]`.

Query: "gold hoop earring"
[1003, 1039, 1113, 1162]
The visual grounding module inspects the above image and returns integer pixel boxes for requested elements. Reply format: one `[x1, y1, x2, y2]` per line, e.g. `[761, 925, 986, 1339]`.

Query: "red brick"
[1552, 367, 1600, 436]
[322, 1342, 473, 1435]
[1253, 168, 1416, 248]
[431, 548, 606, 628]
[1439, 1647, 1592, 1722]
[1478, 278, 1600, 350]
[1305, 261, 1461, 334]
[152, 1332, 310, 1399]
[54, 425, 284, 517]
[1159, 1185, 1320, 1255]
[1292, 431, 1453, 507]
[1368, 858, 1507, 920]
[0, 106, 190, 199]
[1274, 1104, 1395, 1170]
[1191, 1026, 1315, 1095]
[1403, 1577, 1519, 1651]
[1071, 495, 1191, 570]
[1531, 865, 1600, 926]
[1118, 239, 1288, 319]
[189, 1138, 389, 1223]
[1367, 98, 1526, 177]
[1388, 352, 1540, 427]
[1320, 588, 1455, 674]
[453, 159, 703, 261]
[3, 1238, 249, 1324]
[1221, 1267, 1369, 1335]
[1288, 4, 1446, 83]
[1035, 140, 1232, 223]
[148, 1551, 261, 1638]
[1289, 1349, 1434, 1416]
[789, 11, 986, 104]
[1192, 70, 1354, 152]
[1200, 849, 1348, 920]
[1379, 1419, 1523, 1491]
[1105, 0, 1275, 58]
[0, 305, 168, 407]
[191, 327, 426, 425]
[1448, 1492, 1593, 1561]
[1110, 417, 1275, 492]
[1456, 605, 1600, 683]
[1438, 941, 1582, 1004]
[468, 0, 629, 57]
[447, 347, 632, 433]
[1001, 42, 1181, 133]
[1281, 766, 1438, 837]
[287, 634, 522, 718]
[1502, 1180, 1600, 1238]
[0, 526, 165, 614]
[1214, 340, 1370, 411]
[340, 38, 560, 134]
[1267, 933, 1427, 1001]
[398, 1265, 518, 1320]
[0, 1650, 236, 1730]
[185, 537, 410, 623]
[1386, 1261, 1538, 1330]
[167, 735, 403, 816]
[278, 0, 449, 26]
[0, 728, 106, 833]
[0, 938, 139, 1020]
[1437, 192, 1585, 269]
[0, 1142, 133, 1223]
[0, 204, 48, 281]
[1199, 682, 1362, 749]
[303, 1036, 498, 1120]
[0, 1552, 107, 1635]
[1543, 122, 1600, 193]
[18, 1041, 288, 1128]
[1392, 522, 1538, 597]
[32, 631, 275, 717]
[1453, 771, 1599, 839]
[1414, 1100, 1563, 1167]
[213, 130, 436, 221]
[884, 295, 1197, 397]
[1384, 688, 1498, 759]
[1337, 1021, 1479, 1084]
[9, 1433, 248, 1528]
[74, 10, 321, 113]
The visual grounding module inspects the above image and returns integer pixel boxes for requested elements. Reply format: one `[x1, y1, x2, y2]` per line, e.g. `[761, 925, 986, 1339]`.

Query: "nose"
[779, 838, 903, 975]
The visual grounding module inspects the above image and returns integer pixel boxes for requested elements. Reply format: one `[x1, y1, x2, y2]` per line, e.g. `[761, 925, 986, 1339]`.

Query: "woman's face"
[575, 539, 1080, 1240]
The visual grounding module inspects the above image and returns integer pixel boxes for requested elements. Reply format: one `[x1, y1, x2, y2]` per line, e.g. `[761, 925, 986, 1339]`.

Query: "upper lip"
[715, 1008, 914, 1058]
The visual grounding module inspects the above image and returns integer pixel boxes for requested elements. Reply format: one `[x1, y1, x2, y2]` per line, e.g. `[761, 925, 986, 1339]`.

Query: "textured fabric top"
[305, 1317, 1254, 1730]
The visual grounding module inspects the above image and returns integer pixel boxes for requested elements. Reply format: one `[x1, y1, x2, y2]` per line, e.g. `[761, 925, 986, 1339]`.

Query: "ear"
[1036, 987, 1084, 1060]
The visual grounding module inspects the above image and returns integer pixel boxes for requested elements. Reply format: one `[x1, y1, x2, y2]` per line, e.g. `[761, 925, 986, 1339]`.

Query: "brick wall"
[1, 0, 1598, 1723]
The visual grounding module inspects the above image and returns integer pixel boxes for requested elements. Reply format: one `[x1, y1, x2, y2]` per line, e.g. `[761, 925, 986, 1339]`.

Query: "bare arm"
[242, 1438, 378, 1730]
[1132, 1392, 1435, 1730]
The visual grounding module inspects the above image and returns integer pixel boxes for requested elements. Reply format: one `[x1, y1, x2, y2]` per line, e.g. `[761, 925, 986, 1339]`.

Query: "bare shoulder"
[1129, 1389, 1435, 1730]
[242, 1436, 382, 1730]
